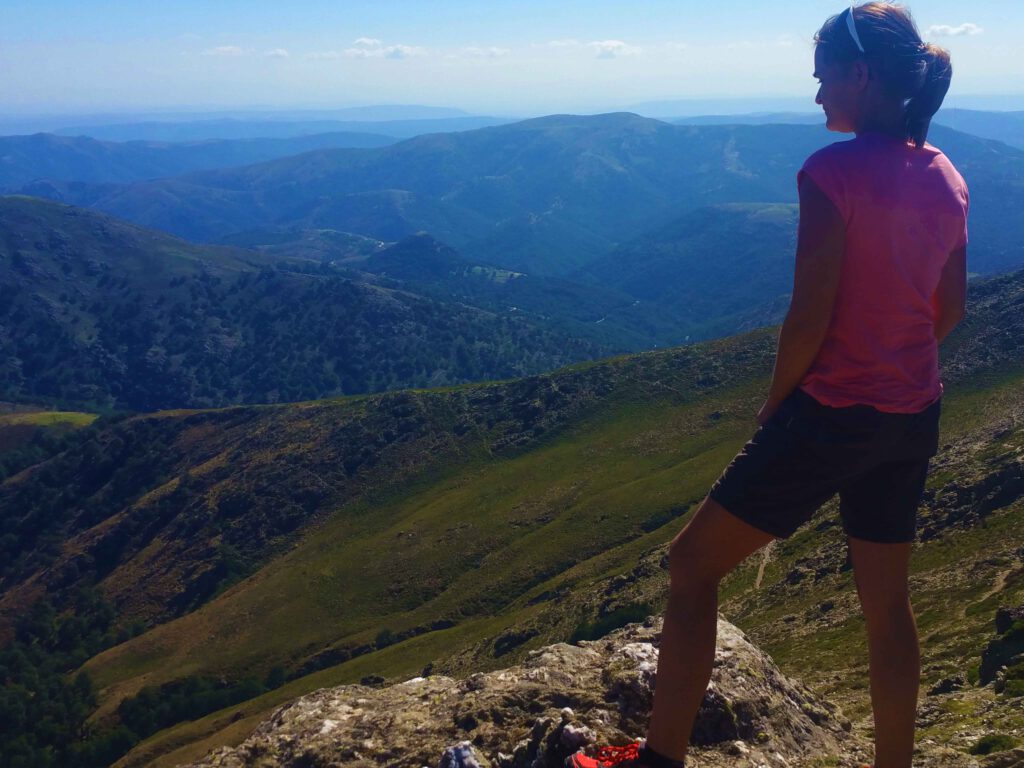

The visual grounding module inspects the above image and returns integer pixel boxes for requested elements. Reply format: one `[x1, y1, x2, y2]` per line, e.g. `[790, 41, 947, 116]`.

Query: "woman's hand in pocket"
[757, 398, 782, 427]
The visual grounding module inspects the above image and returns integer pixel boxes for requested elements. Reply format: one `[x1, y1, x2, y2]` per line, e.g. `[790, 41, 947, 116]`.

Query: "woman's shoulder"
[803, 138, 857, 163]
[804, 135, 966, 186]
[798, 141, 859, 200]
[921, 139, 966, 170]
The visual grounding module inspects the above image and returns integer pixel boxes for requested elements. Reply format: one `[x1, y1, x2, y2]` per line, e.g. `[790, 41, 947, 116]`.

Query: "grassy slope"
[114, 367, 1024, 768]
[85, 375, 765, 691]
[0, 409, 98, 471]
[106, 389, 1023, 765]
[101, 381, 762, 767]
[0, 410, 97, 452]
[0, 267, 1002, 766]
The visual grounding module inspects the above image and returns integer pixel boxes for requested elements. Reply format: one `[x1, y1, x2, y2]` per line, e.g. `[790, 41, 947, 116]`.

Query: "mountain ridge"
[22, 115, 1024, 278]
[0, 131, 398, 190]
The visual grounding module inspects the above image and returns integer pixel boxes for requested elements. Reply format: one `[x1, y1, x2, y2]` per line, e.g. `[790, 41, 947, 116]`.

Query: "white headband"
[846, 3, 866, 53]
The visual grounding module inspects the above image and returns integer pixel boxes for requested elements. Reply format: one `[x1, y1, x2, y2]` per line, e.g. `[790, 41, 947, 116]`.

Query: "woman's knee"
[668, 526, 727, 589]
[858, 588, 914, 627]
[667, 536, 724, 593]
[848, 535, 914, 622]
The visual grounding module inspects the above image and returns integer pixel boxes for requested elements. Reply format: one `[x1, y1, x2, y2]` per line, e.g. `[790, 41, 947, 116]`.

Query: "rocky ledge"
[188, 617, 873, 768]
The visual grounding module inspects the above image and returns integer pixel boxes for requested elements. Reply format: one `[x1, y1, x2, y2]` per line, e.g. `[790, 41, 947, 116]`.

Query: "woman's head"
[813, 2, 952, 147]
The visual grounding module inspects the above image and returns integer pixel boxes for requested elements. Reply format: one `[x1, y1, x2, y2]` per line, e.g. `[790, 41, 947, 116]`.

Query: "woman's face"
[813, 46, 862, 133]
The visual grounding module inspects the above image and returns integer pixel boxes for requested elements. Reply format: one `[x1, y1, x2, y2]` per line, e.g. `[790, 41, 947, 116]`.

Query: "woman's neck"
[854, 103, 907, 140]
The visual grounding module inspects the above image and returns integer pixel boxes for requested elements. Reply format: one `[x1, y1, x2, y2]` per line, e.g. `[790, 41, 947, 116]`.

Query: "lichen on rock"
[187, 617, 862, 768]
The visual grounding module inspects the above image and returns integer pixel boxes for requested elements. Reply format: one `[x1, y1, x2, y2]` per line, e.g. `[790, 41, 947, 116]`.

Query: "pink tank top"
[796, 131, 970, 413]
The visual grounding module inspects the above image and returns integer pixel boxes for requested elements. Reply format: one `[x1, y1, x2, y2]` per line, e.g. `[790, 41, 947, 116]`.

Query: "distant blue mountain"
[0, 104, 476, 134]
[929, 109, 1024, 151]
[673, 113, 821, 126]
[671, 108, 1024, 151]
[51, 116, 514, 142]
[0, 132, 397, 189]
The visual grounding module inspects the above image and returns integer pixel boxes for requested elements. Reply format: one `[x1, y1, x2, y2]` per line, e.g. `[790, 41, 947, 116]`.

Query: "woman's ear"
[851, 59, 871, 90]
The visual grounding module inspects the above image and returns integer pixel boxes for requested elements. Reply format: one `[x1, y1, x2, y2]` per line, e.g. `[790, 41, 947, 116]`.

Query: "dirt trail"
[755, 541, 775, 590]
[958, 558, 1022, 619]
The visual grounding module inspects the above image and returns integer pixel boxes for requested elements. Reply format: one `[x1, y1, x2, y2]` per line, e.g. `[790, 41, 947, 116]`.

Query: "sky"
[1, 0, 1019, 117]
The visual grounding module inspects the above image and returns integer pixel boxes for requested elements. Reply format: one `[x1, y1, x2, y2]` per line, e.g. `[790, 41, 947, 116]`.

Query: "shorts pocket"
[900, 398, 941, 459]
[777, 394, 880, 447]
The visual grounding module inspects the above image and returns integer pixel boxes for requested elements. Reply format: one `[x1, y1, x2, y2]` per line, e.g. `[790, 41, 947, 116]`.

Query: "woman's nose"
[815, 87, 823, 105]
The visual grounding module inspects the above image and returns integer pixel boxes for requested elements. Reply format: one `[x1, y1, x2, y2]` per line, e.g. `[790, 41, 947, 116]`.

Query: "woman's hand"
[756, 397, 782, 426]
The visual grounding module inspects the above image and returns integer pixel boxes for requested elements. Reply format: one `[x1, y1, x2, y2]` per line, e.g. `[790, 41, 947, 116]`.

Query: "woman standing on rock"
[568, 4, 969, 768]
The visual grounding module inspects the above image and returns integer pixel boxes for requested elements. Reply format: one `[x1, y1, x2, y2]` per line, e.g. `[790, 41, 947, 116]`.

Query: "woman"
[568, 4, 969, 768]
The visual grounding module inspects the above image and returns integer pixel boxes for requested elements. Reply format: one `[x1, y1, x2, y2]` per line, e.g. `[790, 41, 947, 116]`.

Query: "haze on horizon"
[1, 0, 1018, 120]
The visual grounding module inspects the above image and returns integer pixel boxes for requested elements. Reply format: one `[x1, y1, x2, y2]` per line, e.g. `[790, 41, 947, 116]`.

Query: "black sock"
[638, 744, 685, 768]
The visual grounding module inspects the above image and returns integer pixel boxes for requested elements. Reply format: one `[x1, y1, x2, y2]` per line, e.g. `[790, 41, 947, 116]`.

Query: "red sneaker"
[565, 742, 645, 768]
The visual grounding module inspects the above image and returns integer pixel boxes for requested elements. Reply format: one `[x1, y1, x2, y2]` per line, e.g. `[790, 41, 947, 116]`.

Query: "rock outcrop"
[188, 617, 867, 768]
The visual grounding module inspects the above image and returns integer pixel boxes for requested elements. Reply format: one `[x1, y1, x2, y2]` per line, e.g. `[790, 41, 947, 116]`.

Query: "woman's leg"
[848, 535, 918, 768]
[645, 497, 776, 762]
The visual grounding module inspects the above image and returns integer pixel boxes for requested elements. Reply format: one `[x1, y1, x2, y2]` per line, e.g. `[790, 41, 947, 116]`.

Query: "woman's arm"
[756, 173, 846, 425]
[932, 245, 967, 343]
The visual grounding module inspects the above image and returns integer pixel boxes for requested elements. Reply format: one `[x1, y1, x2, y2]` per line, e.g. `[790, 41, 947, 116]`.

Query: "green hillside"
[0, 406, 99, 481]
[575, 203, 799, 341]
[354, 232, 690, 349]
[0, 196, 616, 411]
[0, 268, 1021, 767]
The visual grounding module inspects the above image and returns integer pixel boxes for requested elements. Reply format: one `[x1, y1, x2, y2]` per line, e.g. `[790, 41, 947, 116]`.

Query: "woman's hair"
[814, 2, 952, 148]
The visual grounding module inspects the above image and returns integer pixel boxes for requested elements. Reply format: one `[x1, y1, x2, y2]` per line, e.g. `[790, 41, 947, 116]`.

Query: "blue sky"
[0, 0, 1016, 116]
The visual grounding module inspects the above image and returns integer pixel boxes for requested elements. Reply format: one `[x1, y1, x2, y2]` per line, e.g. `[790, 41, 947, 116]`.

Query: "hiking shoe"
[564, 742, 644, 767]
[564, 741, 685, 768]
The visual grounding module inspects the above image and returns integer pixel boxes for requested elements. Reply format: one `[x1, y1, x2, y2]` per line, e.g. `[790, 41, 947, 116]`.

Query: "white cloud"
[925, 23, 983, 37]
[385, 44, 423, 60]
[343, 38, 425, 59]
[588, 40, 641, 59]
[201, 45, 247, 57]
[462, 45, 511, 58]
[264, 48, 290, 59]
[306, 51, 342, 60]
[541, 39, 582, 49]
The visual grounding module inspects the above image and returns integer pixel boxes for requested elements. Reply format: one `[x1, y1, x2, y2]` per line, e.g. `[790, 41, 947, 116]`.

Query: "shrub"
[570, 601, 653, 643]
[375, 628, 397, 649]
[970, 733, 1016, 755]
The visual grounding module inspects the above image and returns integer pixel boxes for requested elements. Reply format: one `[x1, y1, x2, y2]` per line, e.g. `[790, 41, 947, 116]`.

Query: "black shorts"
[708, 388, 941, 544]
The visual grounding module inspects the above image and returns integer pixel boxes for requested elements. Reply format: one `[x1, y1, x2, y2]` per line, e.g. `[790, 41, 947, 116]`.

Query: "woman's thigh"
[670, 496, 777, 584]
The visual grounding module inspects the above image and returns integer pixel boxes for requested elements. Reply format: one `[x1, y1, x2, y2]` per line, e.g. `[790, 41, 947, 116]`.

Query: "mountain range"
[2, 108, 1024, 767]
[18, 114, 1024, 280]
[672, 108, 1024, 151]
[6, 113, 1024, 413]
[0, 132, 397, 189]
[51, 115, 513, 143]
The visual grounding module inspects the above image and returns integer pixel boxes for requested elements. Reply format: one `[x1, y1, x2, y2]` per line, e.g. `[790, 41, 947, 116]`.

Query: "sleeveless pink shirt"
[796, 131, 970, 413]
